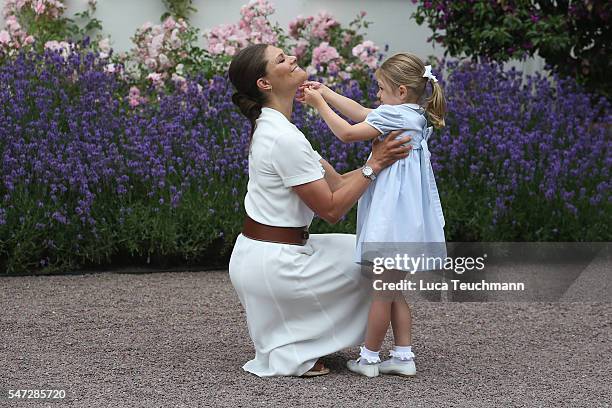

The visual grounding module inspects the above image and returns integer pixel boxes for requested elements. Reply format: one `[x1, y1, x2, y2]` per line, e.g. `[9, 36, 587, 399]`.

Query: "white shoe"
[378, 357, 417, 377]
[346, 358, 380, 378]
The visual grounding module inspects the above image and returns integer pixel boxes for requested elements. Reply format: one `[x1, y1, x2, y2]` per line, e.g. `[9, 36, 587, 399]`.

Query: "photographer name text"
[373, 279, 525, 291]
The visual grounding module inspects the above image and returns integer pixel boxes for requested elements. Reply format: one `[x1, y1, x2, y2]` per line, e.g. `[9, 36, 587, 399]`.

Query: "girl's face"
[376, 76, 407, 105]
[260, 45, 307, 95]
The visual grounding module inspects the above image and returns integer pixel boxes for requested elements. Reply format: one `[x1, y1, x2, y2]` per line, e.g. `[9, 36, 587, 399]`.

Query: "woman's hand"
[368, 131, 412, 174]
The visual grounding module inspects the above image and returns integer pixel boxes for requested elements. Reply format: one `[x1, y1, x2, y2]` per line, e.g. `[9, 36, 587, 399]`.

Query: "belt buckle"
[301, 230, 309, 245]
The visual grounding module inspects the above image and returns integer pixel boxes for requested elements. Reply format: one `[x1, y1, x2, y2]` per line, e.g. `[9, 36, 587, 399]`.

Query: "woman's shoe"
[301, 360, 330, 377]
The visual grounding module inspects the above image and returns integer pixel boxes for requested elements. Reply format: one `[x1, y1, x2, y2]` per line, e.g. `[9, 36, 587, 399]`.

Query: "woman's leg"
[390, 297, 412, 346]
[364, 299, 392, 351]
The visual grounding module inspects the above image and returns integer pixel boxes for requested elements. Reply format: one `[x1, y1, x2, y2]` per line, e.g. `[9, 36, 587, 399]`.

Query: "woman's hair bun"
[232, 92, 261, 121]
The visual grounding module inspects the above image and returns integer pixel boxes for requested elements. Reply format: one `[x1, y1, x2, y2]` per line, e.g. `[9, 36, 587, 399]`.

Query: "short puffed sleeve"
[271, 133, 324, 187]
[365, 104, 406, 134]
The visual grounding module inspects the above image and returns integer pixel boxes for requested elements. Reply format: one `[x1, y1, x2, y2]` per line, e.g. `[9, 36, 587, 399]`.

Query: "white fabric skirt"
[229, 233, 371, 377]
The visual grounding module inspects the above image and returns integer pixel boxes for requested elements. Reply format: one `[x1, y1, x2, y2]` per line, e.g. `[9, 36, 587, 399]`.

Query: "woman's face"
[260, 45, 307, 95]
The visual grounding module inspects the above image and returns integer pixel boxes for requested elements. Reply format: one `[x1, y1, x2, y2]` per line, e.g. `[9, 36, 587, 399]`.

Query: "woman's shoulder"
[256, 108, 300, 134]
[251, 109, 315, 166]
[256, 108, 293, 133]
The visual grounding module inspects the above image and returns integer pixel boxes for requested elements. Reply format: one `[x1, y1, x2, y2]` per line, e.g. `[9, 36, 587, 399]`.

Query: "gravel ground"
[1, 270, 610, 408]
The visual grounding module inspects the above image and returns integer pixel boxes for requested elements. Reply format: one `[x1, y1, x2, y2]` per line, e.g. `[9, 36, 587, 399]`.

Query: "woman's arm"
[319, 159, 360, 193]
[303, 87, 381, 143]
[299, 81, 372, 122]
[319, 128, 407, 191]
[293, 131, 411, 224]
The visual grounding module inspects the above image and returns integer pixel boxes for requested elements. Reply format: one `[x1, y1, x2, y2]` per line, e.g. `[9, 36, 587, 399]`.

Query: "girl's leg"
[347, 274, 399, 377]
[390, 297, 412, 346]
[347, 299, 389, 375]
[364, 299, 392, 351]
[377, 296, 416, 376]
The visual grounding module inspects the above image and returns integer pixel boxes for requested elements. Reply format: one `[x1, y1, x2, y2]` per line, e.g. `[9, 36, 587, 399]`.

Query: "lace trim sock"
[389, 345, 415, 364]
[358, 345, 381, 365]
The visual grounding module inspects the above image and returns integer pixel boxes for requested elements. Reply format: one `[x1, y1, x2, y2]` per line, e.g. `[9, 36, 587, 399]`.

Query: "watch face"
[363, 166, 373, 176]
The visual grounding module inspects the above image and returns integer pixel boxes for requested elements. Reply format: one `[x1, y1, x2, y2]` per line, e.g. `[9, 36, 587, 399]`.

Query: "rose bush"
[0, 0, 102, 58]
[204, 1, 383, 87]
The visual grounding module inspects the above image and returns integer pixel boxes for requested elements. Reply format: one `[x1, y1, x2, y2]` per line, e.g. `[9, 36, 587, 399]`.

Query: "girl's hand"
[299, 81, 329, 97]
[299, 80, 325, 90]
[302, 87, 326, 109]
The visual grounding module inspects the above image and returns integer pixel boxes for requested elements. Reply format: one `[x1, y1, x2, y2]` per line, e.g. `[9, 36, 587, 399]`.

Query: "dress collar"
[404, 103, 423, 109]
[261, 107, 290, 122]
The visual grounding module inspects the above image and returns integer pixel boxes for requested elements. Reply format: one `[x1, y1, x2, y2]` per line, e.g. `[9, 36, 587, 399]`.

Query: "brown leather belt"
[242, 215, 309, 246]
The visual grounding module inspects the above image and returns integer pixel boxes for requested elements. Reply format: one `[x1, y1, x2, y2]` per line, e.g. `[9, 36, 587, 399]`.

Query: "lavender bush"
[0, 46, 610, 273]
[0, 44, 249, 273]
[428, 60, 611, 241]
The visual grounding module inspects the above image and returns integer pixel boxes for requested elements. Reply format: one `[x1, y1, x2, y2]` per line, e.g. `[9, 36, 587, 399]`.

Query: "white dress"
[356, 103, 446, 267]
[229, 107, 371, 377]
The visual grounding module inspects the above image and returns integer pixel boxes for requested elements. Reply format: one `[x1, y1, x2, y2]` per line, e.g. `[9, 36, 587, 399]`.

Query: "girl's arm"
[299, 81, 372, 122]
[303, 87, 380, 143]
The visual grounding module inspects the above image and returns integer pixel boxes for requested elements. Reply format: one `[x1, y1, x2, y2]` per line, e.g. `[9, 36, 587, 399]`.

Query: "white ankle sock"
[359, 346, 380, 365]
[390, 345, 414, 363]
[394, 345, 412, 354]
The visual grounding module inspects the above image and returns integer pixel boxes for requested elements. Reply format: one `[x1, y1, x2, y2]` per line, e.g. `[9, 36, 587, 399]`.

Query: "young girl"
[299, 53, 447, 377]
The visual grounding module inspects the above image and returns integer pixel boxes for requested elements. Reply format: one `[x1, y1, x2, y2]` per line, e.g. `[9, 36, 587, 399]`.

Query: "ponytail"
[425, 81, 446, 129]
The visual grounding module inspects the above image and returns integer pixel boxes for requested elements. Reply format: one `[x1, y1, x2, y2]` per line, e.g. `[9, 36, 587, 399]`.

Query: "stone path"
[1, 270, 610, 407]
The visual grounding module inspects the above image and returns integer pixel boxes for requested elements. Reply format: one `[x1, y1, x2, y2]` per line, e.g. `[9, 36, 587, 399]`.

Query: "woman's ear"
[257, 77, 272, 92]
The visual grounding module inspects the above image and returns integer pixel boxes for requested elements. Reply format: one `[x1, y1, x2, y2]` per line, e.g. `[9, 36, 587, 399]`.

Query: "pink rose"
[312, 42, 340, 66]
[163, 16, 176, 30]
[34, 0, 46, 15]
[144, 58, 157, 70]
[0, 30, 10, 45]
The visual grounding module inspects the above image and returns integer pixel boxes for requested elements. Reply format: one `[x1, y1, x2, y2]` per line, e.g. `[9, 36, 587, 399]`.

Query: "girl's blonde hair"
[376, 53, 446, 128]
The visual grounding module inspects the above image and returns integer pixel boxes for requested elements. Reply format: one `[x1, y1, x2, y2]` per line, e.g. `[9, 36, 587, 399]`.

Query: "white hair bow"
[422, 65, 438, 83]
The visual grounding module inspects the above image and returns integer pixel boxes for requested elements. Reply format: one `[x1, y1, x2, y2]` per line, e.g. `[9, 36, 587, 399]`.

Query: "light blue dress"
[355, 103, 446, 267]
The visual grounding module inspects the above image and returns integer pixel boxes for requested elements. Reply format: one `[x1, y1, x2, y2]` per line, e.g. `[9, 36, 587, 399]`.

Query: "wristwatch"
[361, 165, 376, 181]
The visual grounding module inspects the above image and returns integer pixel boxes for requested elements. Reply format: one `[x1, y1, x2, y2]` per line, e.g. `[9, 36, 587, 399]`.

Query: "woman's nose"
[290, 55, 297, 64]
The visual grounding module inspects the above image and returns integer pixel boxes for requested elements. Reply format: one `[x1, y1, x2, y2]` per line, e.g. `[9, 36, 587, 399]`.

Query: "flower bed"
[0, 45, 610, 274]
[1, 0, 610, 273]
